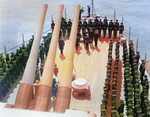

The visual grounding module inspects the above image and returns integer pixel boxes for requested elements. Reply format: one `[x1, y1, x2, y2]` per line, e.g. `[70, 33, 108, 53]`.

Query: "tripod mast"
[90, 0, 96, 16]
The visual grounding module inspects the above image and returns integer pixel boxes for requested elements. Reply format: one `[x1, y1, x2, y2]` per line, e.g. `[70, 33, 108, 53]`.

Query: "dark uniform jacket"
[92, 22, 97, 31]
[88, 21, 92, 28]
[89, 30, 94, 39]
[114, 22, 119, 30]
[58, 40, 65, 50]
[83, 20, 87, 28]
[77, 32, 81, 39]
[119, 24, 124, 31]
[98, 20, 103, 29]
[85, 36, 90, 43]
[108, 21, 114, 30]
[94, 18, 99, 24]
[83, 31, 87, 38]
[51, 22, 55, 29]
[103, 22, 108, 30]
[94, 33, 99, 39]
[103, 18, 108, 25]
[78, 21, 82, 29]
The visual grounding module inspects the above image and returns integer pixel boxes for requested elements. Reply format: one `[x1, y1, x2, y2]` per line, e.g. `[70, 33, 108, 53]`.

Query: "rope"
[42, 29, 52, 34]
[4, 40, 30, 53]
[3, 28, 52, 53]
[4, 24, 37, 46]
[3, 11, 57, 48]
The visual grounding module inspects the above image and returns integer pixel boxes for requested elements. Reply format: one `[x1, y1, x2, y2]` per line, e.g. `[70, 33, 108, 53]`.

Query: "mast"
[51, 15, 53, 21]
[4, 46, 6, 56]
[129, 27, 131, 41]
[136, 38, 138, 54]
[90, 0, 96, 16]
[22, 33, 25, 46]
[65, 8, 67, 20]
[91, 0, 93, 15]
[145, 53, 147, 62]
[122, 17, 124, 23]
[114, 9, 116, 23]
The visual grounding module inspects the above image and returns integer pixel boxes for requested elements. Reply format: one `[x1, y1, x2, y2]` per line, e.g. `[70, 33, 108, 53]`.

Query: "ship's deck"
[55, 37, 123, 116]
[1, 35, 124, 117]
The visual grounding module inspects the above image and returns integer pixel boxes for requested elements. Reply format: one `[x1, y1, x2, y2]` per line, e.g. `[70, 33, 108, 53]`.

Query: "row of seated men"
[78, 17, 124, 38]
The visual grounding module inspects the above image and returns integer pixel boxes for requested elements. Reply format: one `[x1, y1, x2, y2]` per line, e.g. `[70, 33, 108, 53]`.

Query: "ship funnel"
[54, 4, 81, 113]
[14, 4, 48, 109]
[34, 4, 64, 111]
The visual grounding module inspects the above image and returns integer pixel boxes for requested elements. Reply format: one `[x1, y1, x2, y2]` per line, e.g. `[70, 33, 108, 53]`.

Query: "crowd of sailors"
[78, 17, 124, 38]
[0, 41, 32, 100]
[0, 34, 52, 100]
[54, 17, 124, 54]
[122, 40, 150, 116]
[55, 16, 125, 38]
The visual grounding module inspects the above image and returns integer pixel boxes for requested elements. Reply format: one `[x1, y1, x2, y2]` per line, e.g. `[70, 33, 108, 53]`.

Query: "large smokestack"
[14, 4, 48, 109]
[54, 4, 81, 113]
[34, 4, 64, 111]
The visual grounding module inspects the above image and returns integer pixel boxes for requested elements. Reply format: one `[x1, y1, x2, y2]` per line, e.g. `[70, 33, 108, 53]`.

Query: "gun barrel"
[40, 4, 64, 86]
[14, 4, 48, 109]
[54, 4, 81, 113]
[34, 4, 64, 112]
[22, 4, 48, 84]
